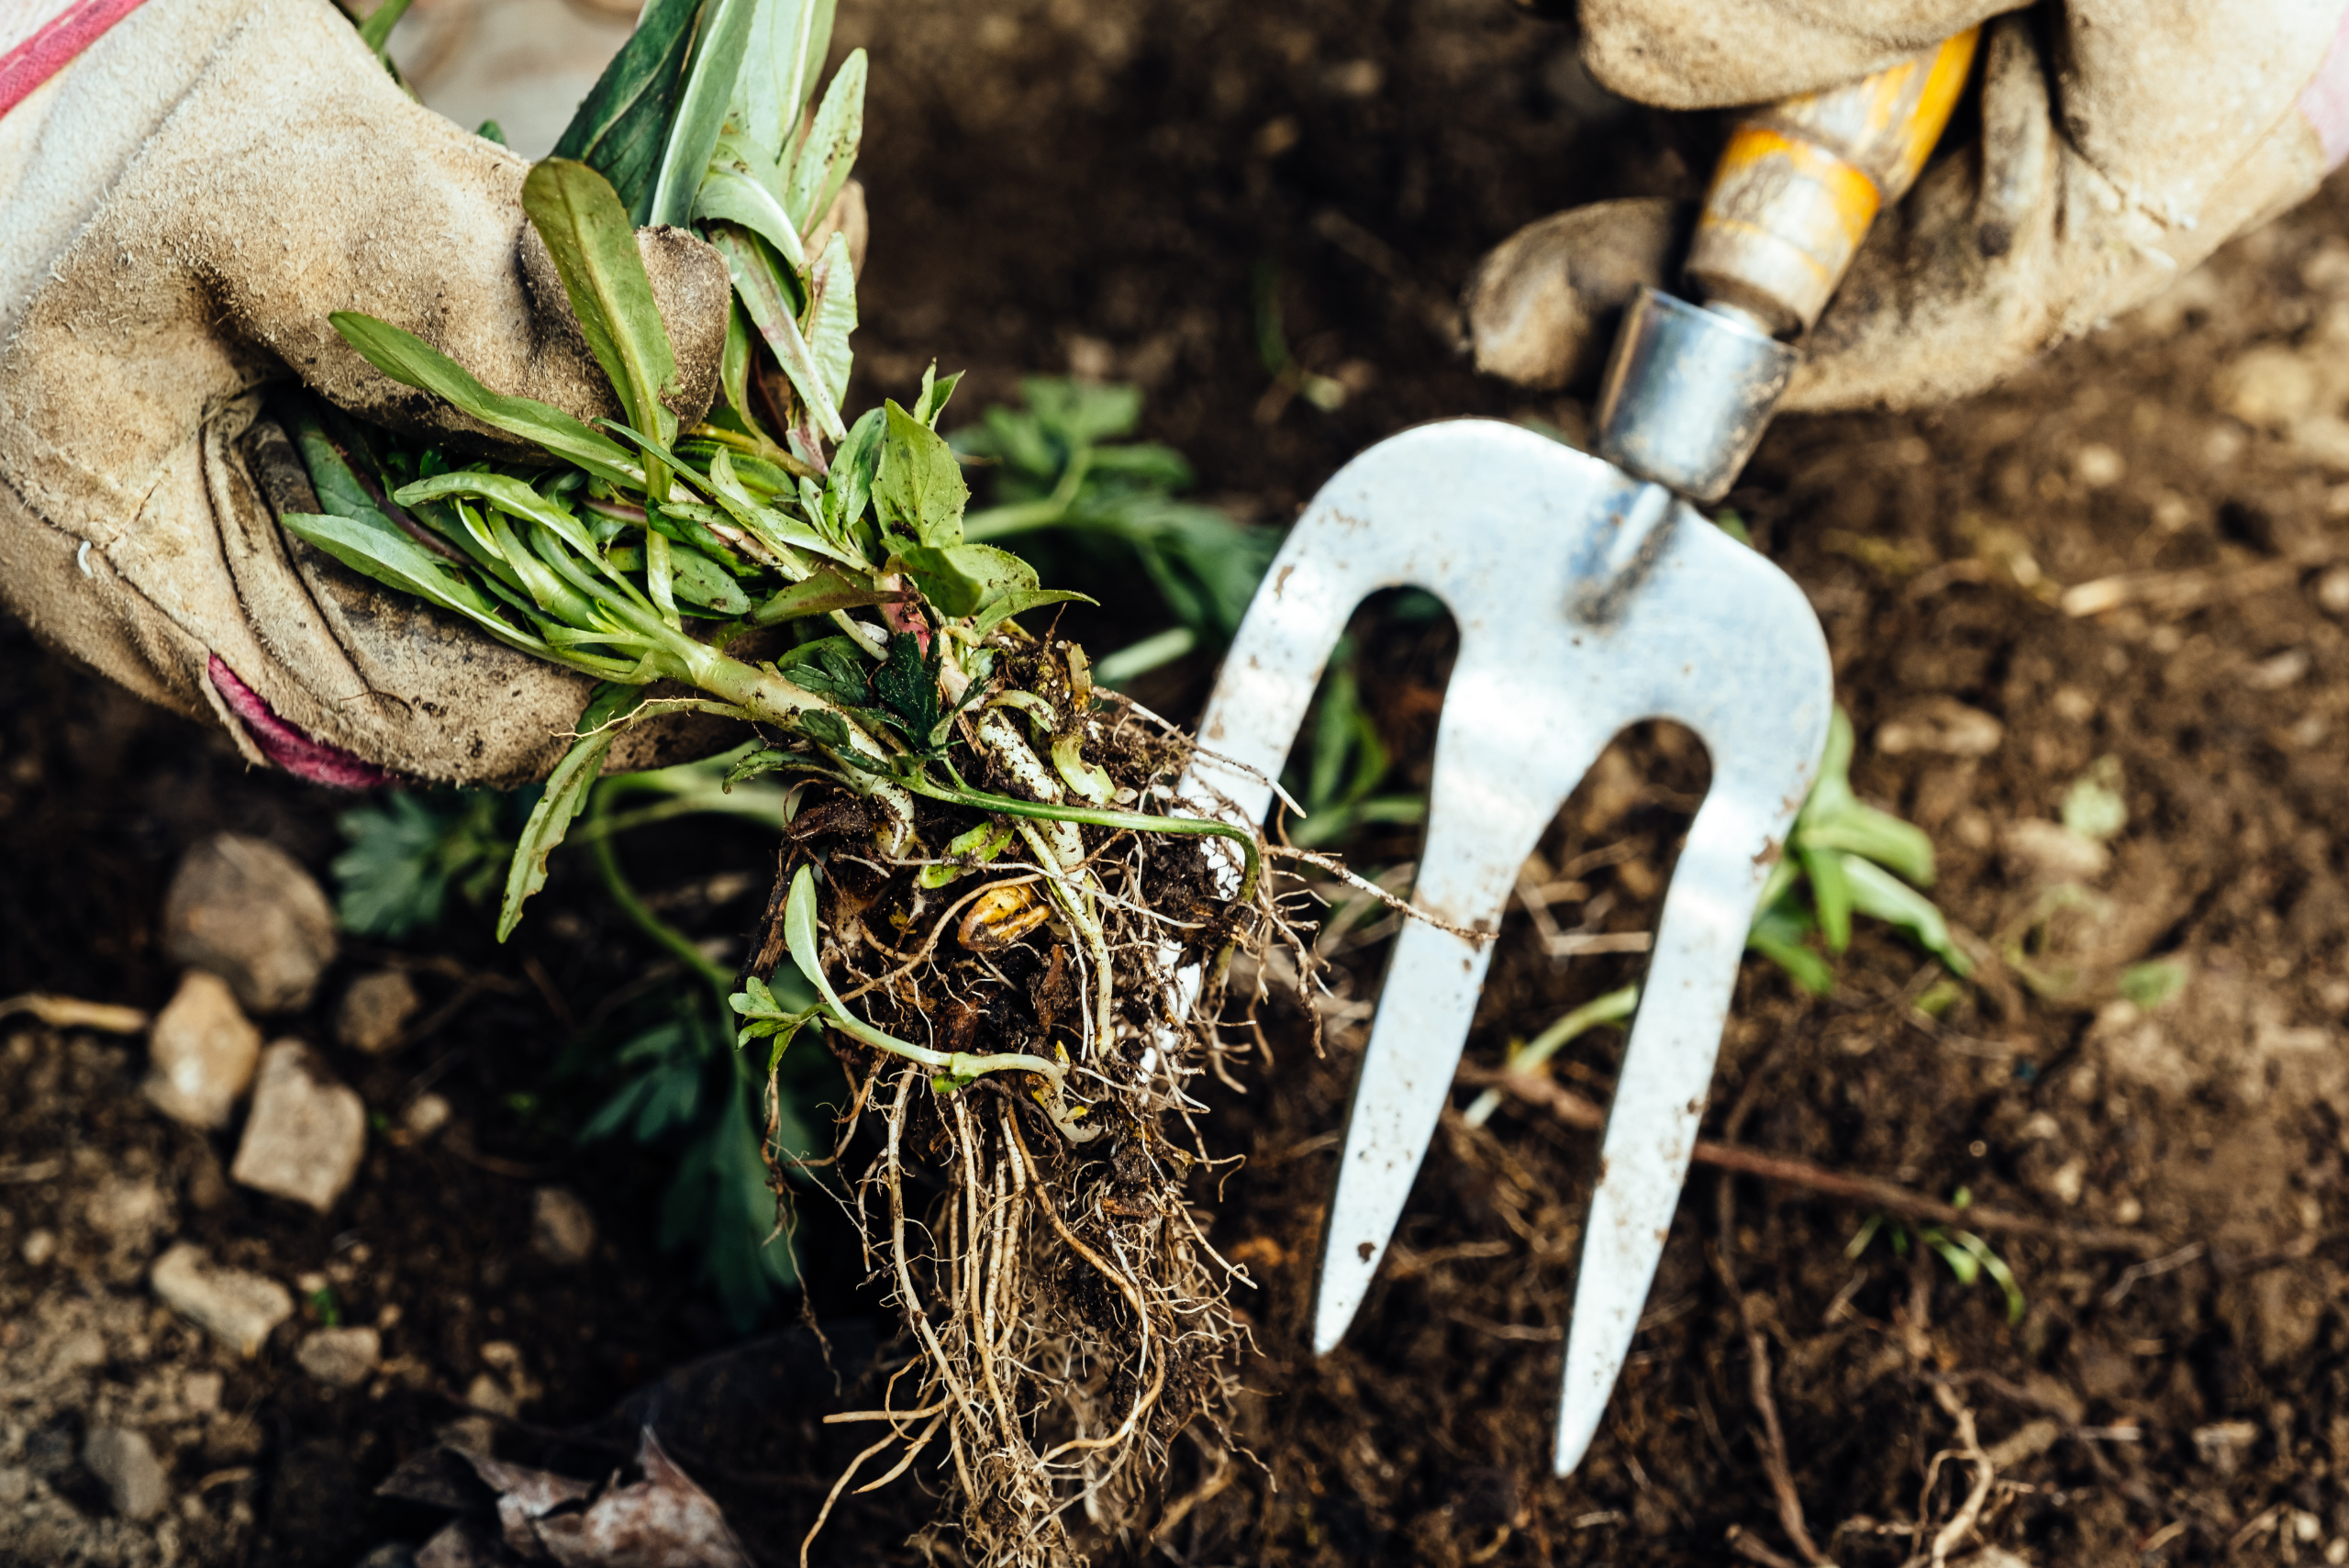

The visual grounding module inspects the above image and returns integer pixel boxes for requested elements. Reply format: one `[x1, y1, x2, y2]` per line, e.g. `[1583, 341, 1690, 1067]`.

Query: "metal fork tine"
[1552, 785, 1790, 1474]
[1311, 647, 1614, 1351]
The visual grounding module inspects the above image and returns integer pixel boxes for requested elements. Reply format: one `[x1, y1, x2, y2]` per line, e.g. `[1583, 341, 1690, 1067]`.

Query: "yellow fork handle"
[1686, 29, 1980, 337]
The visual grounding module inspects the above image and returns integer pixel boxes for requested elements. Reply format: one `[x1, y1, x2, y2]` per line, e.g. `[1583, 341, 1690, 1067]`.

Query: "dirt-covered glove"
[0, 0, 730, 786]
[1468, 1, 2349, 412]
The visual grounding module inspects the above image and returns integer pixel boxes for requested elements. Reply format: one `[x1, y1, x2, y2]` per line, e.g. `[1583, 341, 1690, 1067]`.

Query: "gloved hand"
[1468, 1, 2349, 412]
[0, 0, 731, 786]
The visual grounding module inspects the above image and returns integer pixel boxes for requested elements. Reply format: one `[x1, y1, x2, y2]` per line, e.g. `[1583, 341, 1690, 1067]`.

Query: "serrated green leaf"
[648, 0, 762, 229]
[874, 401, 967, 547]
[783, 50, 865, 230]
[328, 312, 641, 488]
[522, 159, 681, 459]
[500, 683, 649, 940]
[778, 637, 872, 706]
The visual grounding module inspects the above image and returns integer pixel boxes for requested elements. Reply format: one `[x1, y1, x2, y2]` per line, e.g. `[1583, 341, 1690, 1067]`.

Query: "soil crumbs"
[13, 0, 2349, 1564]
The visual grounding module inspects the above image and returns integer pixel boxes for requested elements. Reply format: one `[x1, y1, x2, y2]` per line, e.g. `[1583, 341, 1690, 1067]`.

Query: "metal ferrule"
[1591, 285, 1798, 504]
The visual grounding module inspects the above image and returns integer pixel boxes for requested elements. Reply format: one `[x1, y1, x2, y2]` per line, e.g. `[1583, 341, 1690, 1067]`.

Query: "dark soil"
[11, 1, 2349, 1564]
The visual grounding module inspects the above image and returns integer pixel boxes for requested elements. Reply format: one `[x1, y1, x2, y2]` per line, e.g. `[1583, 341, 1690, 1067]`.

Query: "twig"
[1917, 1382, 1994, 1568]
[2100, 1241, 2206, 1306]
[0, 994, 148, 1034]
[1463, 1066, 2164, 1254]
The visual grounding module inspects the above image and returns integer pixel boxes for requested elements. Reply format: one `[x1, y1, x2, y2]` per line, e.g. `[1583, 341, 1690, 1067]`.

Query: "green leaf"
[718, 295, 771, 441]
[668, 539, 751, 615]
[804, 230, 857, 408]
[1802, 843, 1854, 954]
[751, 565, 894, 625]
[551, 0, 698, 223]
[909, 362, 961, 430]
[647, 0, 762, 229]
[740, 0, 818, 177]
[331, 792, 507, 938]
[521, 159, 682, 453]
[2062, 755, 2128, 843]
[894, 541, 1034, 617]
[968, 587, 1095, 638]
[280, 510, 549, 656]
[870, 627, 941, 742]
[825, 406, 885, 529]
[393, 471, 602, 565]
[777, 636, 872, 706]
[710, 226, 847, 442]
[2118, 957, 2188, 1010]
[328, 312, 641, 488]
[783, 49, 866, 230]
[1842, 855, 1973, 976]
[874, 401, 968, 547]
[695, 164, 808, 272]
[499, 683, 650, 940]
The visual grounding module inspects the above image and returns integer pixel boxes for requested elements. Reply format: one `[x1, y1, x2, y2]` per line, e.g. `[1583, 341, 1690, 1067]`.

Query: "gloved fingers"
[1575, 0, 2013, 111]
[1463, 198, 1690, 393]
[157, 0, 729, 450]
[1786, 10, 2334, 412]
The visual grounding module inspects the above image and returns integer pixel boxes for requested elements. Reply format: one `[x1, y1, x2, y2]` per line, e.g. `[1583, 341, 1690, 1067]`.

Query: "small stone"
[1875, 697, 2004, 759]
[530, 1186, 596, 1267]
[296, 1326, 382, 1388]
[463, 1373, 520, 1419]
[2000, 818, 2110, 884]
[335, 970, 420, 1056]
[2073, 443, 2125, 488]
[144, 971, 262, 1130]
[404, 1094, 451, 1140]
[230, 1042, 366, 1213]
[161, 834, 337, 1014]
[48, 1329, 107, 1377]
[2213, 345, 2320, 428]
[2320, 565, 2349, 617]
[0, 1467, 28, 1506]
[82, 1427, 167, 1520]
[182, 1371, 223, 1413]
[151, 1242, 295, 1357]
[21, 1228, 56, 1265]
[85, 1175, 167, 1248]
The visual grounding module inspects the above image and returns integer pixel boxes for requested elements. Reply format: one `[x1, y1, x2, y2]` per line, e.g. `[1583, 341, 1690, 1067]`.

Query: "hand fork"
[1175, 30, 1979, 1475]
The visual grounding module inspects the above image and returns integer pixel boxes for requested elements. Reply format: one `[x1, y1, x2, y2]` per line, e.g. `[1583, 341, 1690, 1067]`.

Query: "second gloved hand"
[1467, 0, 2349, 413]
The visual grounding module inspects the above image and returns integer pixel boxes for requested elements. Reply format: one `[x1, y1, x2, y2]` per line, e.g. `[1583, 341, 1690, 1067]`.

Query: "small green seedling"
[1847, 1189, 2025, 1325]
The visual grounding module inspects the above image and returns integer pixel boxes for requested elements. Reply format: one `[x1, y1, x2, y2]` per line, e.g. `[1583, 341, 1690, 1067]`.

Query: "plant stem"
[961, 448, 1094, 541]
[586, 784, 734, 1002]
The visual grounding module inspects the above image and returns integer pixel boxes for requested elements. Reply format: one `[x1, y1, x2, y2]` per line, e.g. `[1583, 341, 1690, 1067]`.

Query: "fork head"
[1179, 419, 1831, 1474]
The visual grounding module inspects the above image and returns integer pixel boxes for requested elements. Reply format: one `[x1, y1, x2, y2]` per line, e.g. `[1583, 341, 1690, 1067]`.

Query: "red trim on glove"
[0, 0, 150, 119]
[208, 655, 400, 790]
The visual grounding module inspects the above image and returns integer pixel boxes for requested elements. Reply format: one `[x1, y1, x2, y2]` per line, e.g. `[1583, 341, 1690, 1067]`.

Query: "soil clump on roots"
[764, 642, 1298, 1565]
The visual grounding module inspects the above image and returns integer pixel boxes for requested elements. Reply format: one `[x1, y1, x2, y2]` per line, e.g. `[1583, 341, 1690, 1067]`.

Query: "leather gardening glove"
[1468, 0, 2349, 412]
[0, 0, 732, 786]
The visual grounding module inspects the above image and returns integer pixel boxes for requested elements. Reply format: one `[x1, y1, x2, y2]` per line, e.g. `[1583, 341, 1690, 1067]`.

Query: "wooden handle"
[1686, 30, 1979, 337]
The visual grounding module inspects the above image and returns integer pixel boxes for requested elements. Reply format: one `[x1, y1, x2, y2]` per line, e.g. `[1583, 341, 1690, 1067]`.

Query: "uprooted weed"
[764, 657, 1318, 1565]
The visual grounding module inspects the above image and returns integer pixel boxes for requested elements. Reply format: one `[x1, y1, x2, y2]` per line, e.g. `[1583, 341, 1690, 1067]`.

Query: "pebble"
[151, 1241, 295, 1357]
[161, 834, 338, 1014]
[81, 1427, 166, 1520]
[0, 1467, 28, 1506]
[530, 1186, 596, 1267]
[230, 1042, 366, 1213]
[2000, 818, 2111, 884]
[404, 1094, 451, 1140]
[1875, 697, 2004, 759]
[296, 1326, 383, 1388]
[84, 1174, 167, 1249]
[21, 1228, 56, 1266]
[336, 970, 421, 1055]
[144, 970, 263, 1129]
[182, 1371, 223, 1413]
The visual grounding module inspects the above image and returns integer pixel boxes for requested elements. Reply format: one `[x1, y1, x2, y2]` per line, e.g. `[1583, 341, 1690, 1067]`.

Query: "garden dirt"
[11, 1, 2349, 1563]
